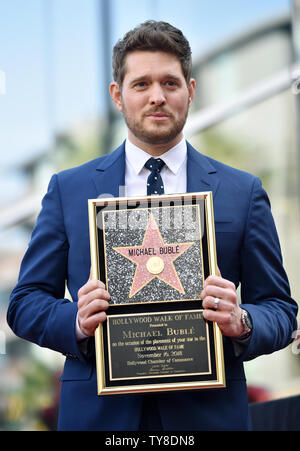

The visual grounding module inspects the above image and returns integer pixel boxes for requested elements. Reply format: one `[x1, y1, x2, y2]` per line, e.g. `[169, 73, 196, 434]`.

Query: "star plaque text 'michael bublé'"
[113, 213, 195, 298]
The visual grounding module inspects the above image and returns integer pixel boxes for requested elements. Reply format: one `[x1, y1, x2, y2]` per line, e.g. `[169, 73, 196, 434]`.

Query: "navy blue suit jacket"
[7, 142, 298, 430]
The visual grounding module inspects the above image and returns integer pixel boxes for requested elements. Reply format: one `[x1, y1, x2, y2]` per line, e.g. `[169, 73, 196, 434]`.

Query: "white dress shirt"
[76, 137, 188, 341]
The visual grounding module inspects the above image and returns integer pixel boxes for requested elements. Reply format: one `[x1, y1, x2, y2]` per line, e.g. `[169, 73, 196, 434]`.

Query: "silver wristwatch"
[239, 309, 252, 340]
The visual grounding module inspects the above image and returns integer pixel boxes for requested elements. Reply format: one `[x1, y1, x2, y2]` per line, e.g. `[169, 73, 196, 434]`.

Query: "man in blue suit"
[7, 21, 298, 431]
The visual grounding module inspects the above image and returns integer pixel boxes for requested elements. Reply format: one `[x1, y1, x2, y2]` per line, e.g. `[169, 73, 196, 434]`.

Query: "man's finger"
[78, 278, 106, 297]
[84, 288, 111, 304]
[204, 275, 235, 291]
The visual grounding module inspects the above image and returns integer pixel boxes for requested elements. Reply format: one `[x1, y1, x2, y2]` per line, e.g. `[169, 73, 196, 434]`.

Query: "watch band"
[238, 308, 252, 340]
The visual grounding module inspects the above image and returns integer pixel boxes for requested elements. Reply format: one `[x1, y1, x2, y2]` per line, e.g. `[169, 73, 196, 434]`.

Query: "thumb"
[89, 267, 94, 281]
[217, 266, 222, 277]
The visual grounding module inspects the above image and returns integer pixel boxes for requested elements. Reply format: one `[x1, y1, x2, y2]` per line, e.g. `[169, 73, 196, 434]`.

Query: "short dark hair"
[112, 20, 192, 86]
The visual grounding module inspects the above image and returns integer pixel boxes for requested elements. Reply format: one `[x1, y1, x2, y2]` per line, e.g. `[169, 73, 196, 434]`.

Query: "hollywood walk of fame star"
[113, 214, 195, 298]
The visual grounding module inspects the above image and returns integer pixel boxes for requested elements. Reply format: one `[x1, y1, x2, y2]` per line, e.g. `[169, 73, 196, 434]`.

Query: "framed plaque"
[88, 192, 225, 395]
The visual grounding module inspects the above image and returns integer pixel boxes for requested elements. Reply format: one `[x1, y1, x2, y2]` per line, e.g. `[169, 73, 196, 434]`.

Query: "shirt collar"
[125, 137, 187, 175]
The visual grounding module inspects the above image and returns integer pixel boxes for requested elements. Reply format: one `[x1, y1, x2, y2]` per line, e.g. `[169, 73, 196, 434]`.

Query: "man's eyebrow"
[164, 74, 182, 81]
[129, 75, 150, 85]
[129, 74, 182, 85]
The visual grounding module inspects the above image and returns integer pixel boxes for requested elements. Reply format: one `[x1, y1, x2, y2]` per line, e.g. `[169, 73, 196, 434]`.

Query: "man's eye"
[166, 81, 177, 87]
[135, 82, 147, 88]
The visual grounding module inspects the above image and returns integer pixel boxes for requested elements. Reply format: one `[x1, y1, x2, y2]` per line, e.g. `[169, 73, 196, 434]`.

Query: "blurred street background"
[0, 0, 300, 430]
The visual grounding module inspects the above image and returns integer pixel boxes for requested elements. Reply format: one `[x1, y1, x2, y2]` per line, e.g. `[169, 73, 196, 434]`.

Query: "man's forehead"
[123, 50, 184, 80]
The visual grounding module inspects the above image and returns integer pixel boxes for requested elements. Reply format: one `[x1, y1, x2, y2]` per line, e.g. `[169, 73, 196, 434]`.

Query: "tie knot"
[145, 157, 165, 173]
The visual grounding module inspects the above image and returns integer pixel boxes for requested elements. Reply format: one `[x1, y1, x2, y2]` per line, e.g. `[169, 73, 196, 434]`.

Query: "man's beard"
[122, 104, 189, 146]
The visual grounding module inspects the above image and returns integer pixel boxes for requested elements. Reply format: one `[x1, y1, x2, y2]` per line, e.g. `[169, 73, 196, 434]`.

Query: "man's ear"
[110, 82, 123, 112]
[188, 78, 196, 106]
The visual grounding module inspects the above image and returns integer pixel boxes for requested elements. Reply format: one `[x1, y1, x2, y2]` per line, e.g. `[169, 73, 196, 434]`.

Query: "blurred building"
[186, 14, 300, 397]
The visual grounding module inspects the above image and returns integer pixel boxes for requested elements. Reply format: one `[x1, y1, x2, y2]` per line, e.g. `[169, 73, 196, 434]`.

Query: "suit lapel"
[91, 141, 220, 199]
[186, 142, 220, 197]
[91, 142, 126, 198]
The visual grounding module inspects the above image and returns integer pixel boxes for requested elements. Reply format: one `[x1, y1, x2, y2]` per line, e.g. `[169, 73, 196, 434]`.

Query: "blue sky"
[0, 0, 291, 170]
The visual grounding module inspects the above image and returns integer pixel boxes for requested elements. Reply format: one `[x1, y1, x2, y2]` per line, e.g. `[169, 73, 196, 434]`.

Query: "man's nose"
[149, 84, 166, 105]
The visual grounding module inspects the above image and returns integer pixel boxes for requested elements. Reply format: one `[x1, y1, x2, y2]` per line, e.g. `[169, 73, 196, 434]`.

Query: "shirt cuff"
[231, 333, 252, 357]
[75, 312, 89, 341]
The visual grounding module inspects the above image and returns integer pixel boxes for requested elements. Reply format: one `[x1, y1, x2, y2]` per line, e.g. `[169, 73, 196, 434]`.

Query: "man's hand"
[201, 274, 244, 338]
[77, 277, 110, 337]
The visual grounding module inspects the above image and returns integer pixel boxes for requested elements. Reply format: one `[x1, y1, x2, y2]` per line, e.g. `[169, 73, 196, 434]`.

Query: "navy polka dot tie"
[145, 157, 165, 195]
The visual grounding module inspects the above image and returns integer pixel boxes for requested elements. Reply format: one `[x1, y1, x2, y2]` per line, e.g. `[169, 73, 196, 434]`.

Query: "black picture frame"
[88, 192, 225, 395]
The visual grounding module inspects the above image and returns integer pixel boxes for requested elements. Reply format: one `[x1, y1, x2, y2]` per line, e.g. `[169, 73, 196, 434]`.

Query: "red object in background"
[248, 385, 272, 403]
